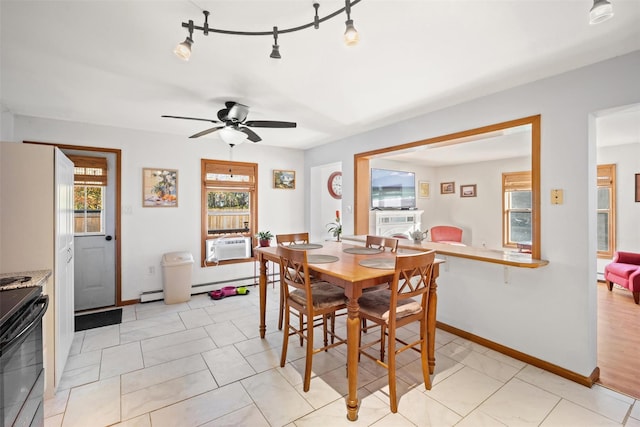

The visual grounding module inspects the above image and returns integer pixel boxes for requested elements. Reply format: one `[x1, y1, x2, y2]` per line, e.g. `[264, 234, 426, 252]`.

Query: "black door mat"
[75, 308, 122, 332]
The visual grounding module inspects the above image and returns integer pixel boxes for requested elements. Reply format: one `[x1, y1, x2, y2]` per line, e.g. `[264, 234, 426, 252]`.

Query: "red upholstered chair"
[430, 226, 463, 244]
[604, 251, 640, 304]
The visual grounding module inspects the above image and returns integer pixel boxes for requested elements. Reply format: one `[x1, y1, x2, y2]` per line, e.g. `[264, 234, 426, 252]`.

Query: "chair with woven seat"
[276, 232, 312, 330]
[278, 245, 347, 391]
[361, 235, 399, 330]
[357, 250, 436, 412]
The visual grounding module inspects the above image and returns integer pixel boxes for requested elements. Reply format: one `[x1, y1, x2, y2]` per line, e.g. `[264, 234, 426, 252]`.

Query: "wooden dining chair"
[365, 235, 399, 253]
[278, 246, 347, 392]
[357, 250, 436, 412]
[360, 235, 400, 330]
[276, 232, 311, 246]
[275, 232, 311, 330]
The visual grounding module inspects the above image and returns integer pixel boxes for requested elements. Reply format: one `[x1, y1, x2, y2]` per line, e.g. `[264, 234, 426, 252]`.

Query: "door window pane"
[74, 185, 104, 234]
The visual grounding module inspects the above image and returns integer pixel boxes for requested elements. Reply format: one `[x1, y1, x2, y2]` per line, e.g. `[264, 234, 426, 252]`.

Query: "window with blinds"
[68, 155, 107, 235]
[597, 164, 616, 258]
[503, 171, 532, 247]
[201, 159, 258, 266]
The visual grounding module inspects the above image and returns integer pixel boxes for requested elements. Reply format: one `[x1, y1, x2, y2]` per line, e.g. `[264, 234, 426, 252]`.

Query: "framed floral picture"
[460, 184, 477, 198]
[418, 181, 430, 198]
[143, 168, 178, 207]
[273, 170, 296, 189]
[636, 173, 640, 202]
[440, 182, 455, 194]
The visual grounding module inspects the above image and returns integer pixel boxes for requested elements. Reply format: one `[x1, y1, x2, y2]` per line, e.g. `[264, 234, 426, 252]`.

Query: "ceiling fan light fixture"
[174, 37, 193, 60]
[220, 127, 248, 146]
[589, 0, 614, 24]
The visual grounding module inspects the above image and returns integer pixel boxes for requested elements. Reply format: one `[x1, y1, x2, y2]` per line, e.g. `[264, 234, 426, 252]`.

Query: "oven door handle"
[1, 295, 49, 354]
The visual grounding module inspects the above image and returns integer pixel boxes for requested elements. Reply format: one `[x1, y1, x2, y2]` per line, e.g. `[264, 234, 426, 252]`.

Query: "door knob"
[105, 235, 113, 241]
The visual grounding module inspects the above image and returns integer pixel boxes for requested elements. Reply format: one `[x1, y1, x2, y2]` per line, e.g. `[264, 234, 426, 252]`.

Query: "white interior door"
[55, 149, 74, 387]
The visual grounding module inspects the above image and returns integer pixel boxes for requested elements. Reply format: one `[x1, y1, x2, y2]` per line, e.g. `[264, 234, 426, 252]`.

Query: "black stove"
[0, 286, 41, 336]
[1, 285, 48, 427]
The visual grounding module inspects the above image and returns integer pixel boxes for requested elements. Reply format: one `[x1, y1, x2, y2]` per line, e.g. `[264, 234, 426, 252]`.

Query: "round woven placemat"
[358, 258, 395, 269]
[343, 247, 383, 255]
[307, 254, 340, 264]
[289, 243, 323, 250]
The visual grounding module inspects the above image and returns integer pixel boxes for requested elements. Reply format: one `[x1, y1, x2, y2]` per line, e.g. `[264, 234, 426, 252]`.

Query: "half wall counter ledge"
[341, 235, 549, 269]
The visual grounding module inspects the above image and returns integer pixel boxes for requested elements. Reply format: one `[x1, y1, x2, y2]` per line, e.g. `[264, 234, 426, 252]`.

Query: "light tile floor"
[45, 285, 640, 427]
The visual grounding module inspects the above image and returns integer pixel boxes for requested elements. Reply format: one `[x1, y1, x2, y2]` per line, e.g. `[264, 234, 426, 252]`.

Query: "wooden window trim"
[597, 163, 616, 259]
[502, 171, 532, 248]
[201, 159, 258, 267]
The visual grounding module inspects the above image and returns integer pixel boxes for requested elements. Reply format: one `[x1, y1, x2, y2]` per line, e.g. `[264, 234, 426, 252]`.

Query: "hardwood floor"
[597, 280, 640, 399]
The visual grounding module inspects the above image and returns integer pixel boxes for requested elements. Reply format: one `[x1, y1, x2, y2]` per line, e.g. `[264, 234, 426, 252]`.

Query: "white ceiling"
[1, 1, 639, 151]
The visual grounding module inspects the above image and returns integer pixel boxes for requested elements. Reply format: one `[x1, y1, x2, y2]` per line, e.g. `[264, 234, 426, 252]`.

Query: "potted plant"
[255, 230, 274, 247]
[326, 210, 342, 242]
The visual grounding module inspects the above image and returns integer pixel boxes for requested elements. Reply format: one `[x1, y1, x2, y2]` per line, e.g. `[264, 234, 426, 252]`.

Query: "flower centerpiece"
[327, 210, 342, 241]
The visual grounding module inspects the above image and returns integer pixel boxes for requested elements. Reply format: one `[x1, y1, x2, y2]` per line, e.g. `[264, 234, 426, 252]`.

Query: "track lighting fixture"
[174, 1, 362, 61]
[589, 0, 614, 24]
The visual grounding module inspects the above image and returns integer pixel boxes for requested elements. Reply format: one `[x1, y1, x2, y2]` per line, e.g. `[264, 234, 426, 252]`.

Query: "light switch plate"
[551, 189, 563, 204]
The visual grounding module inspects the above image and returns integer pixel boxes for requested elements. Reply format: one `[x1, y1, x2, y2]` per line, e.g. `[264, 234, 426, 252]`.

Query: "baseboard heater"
[139, 274, 280, 303]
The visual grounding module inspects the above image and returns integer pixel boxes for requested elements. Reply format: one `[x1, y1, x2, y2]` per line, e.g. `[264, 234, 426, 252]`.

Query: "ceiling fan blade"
[162, 115, 220, 124]
[238, 127, 262, 143]
[189, 126, 224, 139]
[244, 120, 297, 128]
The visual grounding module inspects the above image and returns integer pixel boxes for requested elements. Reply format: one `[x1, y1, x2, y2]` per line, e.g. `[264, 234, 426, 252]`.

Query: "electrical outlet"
[551, 189, 563, 205]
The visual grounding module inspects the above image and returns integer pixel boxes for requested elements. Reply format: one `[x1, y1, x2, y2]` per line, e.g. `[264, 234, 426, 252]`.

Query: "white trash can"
[161, 252, 194, 304]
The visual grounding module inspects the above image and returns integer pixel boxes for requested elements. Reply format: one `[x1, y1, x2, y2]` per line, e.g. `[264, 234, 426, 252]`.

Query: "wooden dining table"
[255, 240, 441, 421]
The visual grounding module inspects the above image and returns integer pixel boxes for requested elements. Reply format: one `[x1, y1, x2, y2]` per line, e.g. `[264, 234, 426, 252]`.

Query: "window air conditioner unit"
[206, 237, 252, 262]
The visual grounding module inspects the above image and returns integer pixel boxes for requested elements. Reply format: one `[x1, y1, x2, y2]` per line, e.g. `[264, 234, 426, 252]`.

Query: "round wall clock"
[327, 171, 342, 199]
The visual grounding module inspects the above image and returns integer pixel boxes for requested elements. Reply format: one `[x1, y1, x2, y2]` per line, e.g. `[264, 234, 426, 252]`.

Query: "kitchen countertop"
[0, 270, 52, 289]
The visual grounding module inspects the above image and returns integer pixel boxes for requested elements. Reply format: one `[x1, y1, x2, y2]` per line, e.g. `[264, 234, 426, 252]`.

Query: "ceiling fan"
[162, 101, 297, 145]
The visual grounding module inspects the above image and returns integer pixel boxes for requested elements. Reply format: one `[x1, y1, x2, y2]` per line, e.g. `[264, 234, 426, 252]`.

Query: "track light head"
[590, 0, 614, 24]
[344, 19, 359, 46]
[270, 44, 281, 59]
[174, 37, 193, 61]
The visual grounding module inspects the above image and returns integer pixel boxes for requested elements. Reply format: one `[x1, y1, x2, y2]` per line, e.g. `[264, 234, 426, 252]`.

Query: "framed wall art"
[143, 168, 178, 207]
[273, 169, 296, 189]
[636, 173, 640, 202]
[460, 184, 477, 198]
[418, 181, 431, 198]
[440, 182, 455, 194]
